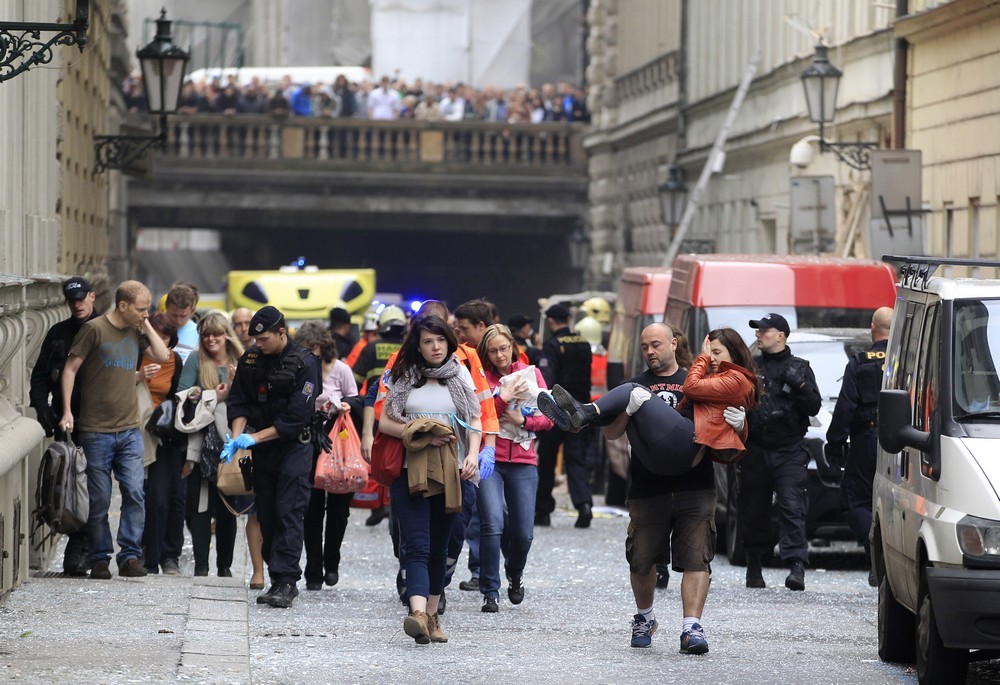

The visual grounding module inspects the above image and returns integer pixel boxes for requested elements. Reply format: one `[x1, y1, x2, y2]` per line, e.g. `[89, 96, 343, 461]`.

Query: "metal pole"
[662, 50, 761, 267]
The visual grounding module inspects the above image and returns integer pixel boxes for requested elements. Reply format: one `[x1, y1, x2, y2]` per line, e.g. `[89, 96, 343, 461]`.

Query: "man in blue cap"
[224, 305, 320, 608]
[29, 276, 99, 576]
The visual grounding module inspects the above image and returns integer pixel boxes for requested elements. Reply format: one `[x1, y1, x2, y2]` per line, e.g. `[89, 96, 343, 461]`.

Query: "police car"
[715, 327, 872, 564]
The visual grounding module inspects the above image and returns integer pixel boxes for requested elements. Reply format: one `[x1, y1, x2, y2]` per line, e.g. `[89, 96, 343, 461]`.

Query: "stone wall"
[0, 0, 118, 594]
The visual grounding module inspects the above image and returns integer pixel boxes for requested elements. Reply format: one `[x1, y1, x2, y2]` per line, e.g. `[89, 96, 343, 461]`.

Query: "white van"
[874, 255, 1000, 684]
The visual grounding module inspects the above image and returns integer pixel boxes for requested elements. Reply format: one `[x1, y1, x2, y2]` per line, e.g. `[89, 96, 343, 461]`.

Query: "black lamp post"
[658, 163, 688, 232]
[94, 10, 190, 173]
[0, 0, 89, 83]
[800, 44, 877, 170]
[568, 220, 590, 271]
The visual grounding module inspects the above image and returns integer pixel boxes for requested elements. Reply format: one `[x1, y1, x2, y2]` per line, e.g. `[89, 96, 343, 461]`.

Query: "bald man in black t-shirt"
[603, 323, 713, 655]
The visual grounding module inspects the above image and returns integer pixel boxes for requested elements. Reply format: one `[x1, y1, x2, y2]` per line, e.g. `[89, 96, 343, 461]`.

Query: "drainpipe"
[893, 0, 908, 149]
[677, 0, 688, 148]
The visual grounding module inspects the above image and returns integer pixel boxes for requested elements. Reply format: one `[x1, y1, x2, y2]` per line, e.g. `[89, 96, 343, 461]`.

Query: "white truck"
[874, 255, 1000, 684]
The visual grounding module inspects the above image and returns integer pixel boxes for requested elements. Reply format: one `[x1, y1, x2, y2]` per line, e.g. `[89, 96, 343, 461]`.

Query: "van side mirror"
[878, 389, 932, 453]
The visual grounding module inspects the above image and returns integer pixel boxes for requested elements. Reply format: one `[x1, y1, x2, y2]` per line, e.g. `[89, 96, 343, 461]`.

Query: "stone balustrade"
[161, 115, 588, 174]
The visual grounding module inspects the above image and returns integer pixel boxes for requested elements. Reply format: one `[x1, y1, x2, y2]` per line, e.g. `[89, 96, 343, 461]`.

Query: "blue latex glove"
[221, 432, 257, 464]
[478, 445, 495, 481]
[234, 433, 257, 449]
[220, 434, 237, 464]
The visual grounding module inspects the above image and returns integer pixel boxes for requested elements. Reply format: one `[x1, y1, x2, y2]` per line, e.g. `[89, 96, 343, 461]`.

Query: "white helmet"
[377, 304, 407, 333]
[575, 316, 603, 346]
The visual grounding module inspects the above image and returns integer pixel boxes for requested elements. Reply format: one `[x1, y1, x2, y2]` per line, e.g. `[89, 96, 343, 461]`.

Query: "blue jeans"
[477, 462, 538, 599]
[391, 470, 457, 599]
[79, 429, 146, 567]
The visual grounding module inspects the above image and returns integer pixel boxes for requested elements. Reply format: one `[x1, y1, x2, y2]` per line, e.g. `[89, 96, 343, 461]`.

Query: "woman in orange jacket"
[538, 327, 758, 477]
[680, 328, 760, 463]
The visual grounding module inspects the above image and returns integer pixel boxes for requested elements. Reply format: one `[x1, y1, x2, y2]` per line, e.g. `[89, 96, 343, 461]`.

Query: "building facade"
[0, 0, 120, 595]
[897, 0, 1000, 270]
[583, 1, 987, 286]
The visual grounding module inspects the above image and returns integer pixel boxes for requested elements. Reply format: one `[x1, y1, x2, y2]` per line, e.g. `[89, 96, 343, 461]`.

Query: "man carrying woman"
[538, 324, 758, 656]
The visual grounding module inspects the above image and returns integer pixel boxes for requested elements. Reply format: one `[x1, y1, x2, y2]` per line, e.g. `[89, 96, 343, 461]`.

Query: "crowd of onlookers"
[123, 73, 590, 124]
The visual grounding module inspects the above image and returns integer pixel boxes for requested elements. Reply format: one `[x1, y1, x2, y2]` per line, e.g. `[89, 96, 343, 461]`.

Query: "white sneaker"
[626, 387, 652, 416]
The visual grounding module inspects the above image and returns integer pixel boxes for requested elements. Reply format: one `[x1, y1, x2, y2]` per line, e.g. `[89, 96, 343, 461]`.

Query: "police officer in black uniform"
[224, 306, 320, 608]
[742, 313, 822, 591]
[536, 303, 594, 527]
[825, 306, 892, 587]
[29, 276, 98, 575]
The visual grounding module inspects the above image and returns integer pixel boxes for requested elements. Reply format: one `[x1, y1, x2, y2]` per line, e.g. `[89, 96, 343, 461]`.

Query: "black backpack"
[31, 437, 89, 544]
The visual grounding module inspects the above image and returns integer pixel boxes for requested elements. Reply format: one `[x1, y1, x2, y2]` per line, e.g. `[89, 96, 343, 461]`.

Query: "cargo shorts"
[625, 488, 717, 575]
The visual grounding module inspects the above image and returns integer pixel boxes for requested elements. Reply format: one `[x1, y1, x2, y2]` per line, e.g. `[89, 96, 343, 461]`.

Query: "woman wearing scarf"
[379, 315, 482, 645]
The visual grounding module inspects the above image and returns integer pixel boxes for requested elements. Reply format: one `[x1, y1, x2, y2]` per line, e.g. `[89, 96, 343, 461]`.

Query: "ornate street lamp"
[0, 0, 89, 83]
[568, 220, 590, 271]
[94, 10, 190, 173]
[800, 44, 877, 170]
[658, 163, 688, 230]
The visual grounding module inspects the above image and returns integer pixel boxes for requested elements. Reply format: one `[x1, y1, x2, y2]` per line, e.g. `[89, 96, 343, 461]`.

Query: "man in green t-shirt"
[60, 280, 170, 580]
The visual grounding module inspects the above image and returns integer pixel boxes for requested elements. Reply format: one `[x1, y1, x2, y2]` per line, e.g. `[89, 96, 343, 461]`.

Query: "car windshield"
[706, 307, 876, 346]
[953, 299, 1000, 416]
[750, 330, 870, 402]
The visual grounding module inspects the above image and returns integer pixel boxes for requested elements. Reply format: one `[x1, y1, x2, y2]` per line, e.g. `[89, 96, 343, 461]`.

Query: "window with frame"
[914, 304, 939, 432]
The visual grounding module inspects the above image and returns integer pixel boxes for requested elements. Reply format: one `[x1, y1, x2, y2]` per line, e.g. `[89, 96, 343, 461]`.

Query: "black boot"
[746, 553, 765, 588]
[365, 506, 389, 526]
[574, 503, 593, 529]
[551, 385, 598, 431]
[262, 582, 298, 608]
[785, 559, 805, 591]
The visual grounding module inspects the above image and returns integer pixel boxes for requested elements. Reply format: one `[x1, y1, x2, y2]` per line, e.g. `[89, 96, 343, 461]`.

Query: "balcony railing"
[160, 114, 588, 174]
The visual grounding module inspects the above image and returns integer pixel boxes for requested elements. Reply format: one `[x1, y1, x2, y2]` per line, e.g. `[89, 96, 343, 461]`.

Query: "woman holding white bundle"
[475, 324, 553, 612]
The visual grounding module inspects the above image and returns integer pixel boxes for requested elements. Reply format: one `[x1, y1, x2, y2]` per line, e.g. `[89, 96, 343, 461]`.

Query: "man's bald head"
[872, 306, 893, 342]
[640, 322, 678, 376]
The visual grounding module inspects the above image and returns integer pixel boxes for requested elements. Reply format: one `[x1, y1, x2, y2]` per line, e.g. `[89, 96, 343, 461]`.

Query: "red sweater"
[486, 362, 554, 466]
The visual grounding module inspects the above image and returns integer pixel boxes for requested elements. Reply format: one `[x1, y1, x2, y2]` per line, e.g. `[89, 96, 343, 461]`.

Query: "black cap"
[250, 306, 284, 335]
[507, 314, 531, 330]
[329, 307, 351, 325]
[63, 277, 91, 301]
[545, 303, 570, 320]
[749, 313, 790, 337]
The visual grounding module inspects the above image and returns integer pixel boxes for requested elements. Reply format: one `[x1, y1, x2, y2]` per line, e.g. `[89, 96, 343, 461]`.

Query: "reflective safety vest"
[590, 352, 608, 402]
[344, 339, 367, 368]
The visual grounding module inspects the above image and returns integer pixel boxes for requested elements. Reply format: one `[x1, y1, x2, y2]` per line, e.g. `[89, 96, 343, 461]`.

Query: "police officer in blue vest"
[224, 306, 320, 608]
[825, 306, 893, 587]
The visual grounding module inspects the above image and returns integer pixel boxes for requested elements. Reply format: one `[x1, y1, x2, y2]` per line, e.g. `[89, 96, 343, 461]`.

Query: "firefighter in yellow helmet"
[580, 297, 611, 326]
[351, 304, 407, 394]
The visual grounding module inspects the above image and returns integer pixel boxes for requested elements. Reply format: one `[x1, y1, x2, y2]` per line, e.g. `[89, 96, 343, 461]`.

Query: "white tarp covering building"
[127, 0, 583, 86]
[370, 0, 532, 86]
